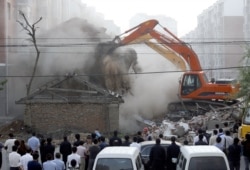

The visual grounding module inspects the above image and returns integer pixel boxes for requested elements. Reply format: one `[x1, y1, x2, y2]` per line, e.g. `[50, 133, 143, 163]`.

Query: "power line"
[0, 51, 245, 55]
[0, 66, 245, 78]
[0, 40, 250, 47]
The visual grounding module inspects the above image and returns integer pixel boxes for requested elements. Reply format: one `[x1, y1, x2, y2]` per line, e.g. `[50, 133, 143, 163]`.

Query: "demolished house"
[16, 75, 123, 135]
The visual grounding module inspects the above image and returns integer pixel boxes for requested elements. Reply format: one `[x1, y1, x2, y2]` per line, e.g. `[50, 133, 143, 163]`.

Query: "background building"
[183, 0, 245, 80]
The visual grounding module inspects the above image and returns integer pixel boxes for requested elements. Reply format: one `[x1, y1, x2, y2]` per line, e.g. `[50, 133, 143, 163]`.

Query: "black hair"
[156, 138, 161, 144]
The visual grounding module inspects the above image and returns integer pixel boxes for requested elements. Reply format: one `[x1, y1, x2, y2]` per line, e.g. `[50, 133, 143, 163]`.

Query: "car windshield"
[95, 158, 133, 170]
[188, 157, 227, 170]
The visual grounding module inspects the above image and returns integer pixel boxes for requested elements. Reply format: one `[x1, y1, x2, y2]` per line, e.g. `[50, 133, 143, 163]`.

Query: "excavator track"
[165, 100, 237, 121]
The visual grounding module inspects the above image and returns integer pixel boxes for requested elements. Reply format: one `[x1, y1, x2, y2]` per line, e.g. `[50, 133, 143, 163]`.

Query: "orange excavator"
[101, 19, 240, 118]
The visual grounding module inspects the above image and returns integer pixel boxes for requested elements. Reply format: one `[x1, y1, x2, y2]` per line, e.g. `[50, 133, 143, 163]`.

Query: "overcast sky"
[82, 0, 218, 37]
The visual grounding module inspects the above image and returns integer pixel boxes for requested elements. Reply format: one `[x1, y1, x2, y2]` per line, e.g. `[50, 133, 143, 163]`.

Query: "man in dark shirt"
[44, 137, 55, 159]
[27, 152, 42, 170]
[109, 130, 122, 146]
[167, 136, 180, 170]
[60, 136, 72, 167]
[137, 131, 145, 143]
[149, 138, 166, 170]
[228, 137, 241, 170]
[87, 139, 100, 170]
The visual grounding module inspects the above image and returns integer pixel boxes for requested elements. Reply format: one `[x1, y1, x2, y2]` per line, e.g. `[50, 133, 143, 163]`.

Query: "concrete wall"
[24, 103, 119, 136]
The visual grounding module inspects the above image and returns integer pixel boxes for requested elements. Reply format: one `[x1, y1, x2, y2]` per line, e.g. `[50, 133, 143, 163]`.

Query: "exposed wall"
[24, 103, 119, 136]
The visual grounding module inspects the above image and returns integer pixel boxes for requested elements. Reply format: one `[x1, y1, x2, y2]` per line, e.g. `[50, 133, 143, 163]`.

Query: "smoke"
[9, 17, 111, 114]
[119, 45, 182, 132]
[9, 10, 182, 133]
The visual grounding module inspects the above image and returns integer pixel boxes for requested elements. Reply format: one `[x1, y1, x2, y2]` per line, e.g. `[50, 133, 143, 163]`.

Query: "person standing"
[76, 141, 86, 170]
[53, 152, 65, 170]
[27, 152, 42, 170]
[73, 134, 81, 147]
[87, 139, 100, 170]
[43, 153, 57, 170]
[137, 131, 145, 143]
[18, 140, 28, 156]
[224, 131, 234, 151]
[241, 133, 250, 170]
[193, 129, 207, 145]
[167, 136, 180, 170]
[27, 132, 40, 154]
[84, 135, 92, 170]
[19, 147, 33, 170]
[9, 145, 21, 170]
[39, 138, 47, 164]
[195, 134, 208, 145]
[214, 136, 224, 151]
[130, 137, 141, 151]
[109, 130, 122, 146]
[60, 136, 72, 167]
[4, 133, 16, 167]
[209, 129, 218, 145]
[67, 146, 81, 170]
[122, 135, 131, 146]
[99, 136, 108, 150]
[44, 137, 55, 160]
[149, 138, 166, 170]
[228, 137, 241, 170]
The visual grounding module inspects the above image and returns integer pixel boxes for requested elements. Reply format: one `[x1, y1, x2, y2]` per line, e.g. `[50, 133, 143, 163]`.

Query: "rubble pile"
[141, 106, 242, 144]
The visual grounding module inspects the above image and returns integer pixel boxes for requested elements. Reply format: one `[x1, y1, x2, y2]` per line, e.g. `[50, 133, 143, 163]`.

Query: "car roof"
[96, 146, 139, 159]
[140, 140, 181, 146]
[180, 146, 225, 157]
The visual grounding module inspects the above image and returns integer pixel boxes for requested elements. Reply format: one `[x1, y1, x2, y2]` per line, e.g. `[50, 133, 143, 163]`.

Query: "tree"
[17, 11, 42, 96]
[238, 47, 250, 108]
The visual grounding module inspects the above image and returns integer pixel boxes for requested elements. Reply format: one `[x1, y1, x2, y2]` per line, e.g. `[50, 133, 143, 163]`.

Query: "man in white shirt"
[4, 133, 16, 169]
[76, 141, 86, 170]
[9, 145, 21, 170]
[193, 129, 207, 145]
[67, 146, 81, 169]
[20, 147, 33, 170]
[130, 137, 141, 151]
[4, 133, 16, 153]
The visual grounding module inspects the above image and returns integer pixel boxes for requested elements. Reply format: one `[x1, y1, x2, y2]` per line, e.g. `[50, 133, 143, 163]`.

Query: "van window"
[95, 158, 133, 170]
[188, 157, 227, 170]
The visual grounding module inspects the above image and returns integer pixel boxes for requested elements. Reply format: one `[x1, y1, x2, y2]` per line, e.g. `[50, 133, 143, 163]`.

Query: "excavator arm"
[112, 19, 202, 71]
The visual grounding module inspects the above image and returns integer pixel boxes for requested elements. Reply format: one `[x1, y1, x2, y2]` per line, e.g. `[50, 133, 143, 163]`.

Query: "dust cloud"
[118, 45, 182, 132]
[10, 14, 182, 132]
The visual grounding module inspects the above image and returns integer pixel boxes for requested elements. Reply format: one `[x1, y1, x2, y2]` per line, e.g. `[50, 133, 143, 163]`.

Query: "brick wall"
[24, 103, 119, 136]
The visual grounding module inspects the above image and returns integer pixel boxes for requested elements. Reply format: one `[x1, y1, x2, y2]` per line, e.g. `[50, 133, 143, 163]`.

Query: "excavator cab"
[181, 73, 202, 95]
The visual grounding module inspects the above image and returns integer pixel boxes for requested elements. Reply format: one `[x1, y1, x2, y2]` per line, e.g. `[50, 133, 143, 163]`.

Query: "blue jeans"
[244, 156, 250, 170]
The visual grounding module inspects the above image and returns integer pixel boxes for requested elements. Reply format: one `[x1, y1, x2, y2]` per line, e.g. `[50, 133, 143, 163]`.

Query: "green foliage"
[0, 79, 7, 91]
[238, 48, 250, 106]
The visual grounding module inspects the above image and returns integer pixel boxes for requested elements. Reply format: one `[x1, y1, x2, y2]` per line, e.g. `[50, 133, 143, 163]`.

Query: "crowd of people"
[0, 122, 249, 170]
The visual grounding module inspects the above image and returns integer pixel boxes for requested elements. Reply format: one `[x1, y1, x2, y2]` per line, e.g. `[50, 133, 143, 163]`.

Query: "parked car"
[93, 146, 144, 170]
[140, 140, 182, 170]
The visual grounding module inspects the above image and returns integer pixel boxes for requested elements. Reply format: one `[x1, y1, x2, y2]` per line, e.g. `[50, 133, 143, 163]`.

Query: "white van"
[177, 146, 229, 170]
[93, 146, 144, 170]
